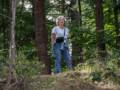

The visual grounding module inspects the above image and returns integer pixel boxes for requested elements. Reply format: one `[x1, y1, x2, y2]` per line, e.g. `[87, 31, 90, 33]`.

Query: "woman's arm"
[51, 33, 56, 46]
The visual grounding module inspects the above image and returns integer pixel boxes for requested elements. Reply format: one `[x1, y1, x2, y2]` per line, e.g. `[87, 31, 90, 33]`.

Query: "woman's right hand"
[51, 33, 56, 46]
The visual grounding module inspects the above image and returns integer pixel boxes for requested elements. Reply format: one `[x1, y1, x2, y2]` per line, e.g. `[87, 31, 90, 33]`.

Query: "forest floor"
[0, 71, 120, 90]
[27, 71, 120, 90]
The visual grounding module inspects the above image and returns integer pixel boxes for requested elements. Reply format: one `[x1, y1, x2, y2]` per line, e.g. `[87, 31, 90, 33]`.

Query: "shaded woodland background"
[0, 0, 120, 90]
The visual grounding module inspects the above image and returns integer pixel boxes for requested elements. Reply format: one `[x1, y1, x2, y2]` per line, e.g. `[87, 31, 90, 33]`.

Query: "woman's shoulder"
[52, 26, 59, 33]
[64, 27, 69, 31]
[53, 26, 58, 29]
[52, 26, 59, 31]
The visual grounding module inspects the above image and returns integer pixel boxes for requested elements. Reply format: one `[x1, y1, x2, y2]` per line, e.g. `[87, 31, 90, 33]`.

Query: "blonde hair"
[56, 16, 66, 26]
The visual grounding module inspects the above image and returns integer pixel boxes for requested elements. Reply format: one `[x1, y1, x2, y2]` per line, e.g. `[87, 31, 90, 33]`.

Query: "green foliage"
[90, 71, 102, 82]
[16, 3, 34, 48]
[102, 59, 119, 83]
[0, 0, 120, 85]
[16, 51, 43, 78]
[0, 55, 8, 78]
[103, 67, 117, 81]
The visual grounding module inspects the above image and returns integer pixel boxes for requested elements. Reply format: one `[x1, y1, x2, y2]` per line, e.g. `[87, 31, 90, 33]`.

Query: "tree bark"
[113, 0, 120, 48]
[95, 0, 106, 61]
[33, 0, 51, 74]
[71, 0, 83, 67]
[78, 0, 83, 63]
[5, 0, 17, 90]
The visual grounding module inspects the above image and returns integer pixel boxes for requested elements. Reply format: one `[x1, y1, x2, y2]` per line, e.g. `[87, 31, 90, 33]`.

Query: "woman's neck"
[59, 25, 64, 29]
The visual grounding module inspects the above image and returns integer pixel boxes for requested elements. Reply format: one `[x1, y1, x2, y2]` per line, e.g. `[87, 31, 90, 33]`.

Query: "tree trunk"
[71, 0, 83, 67]
[5, 0, 17, 90]
[78, 0, 83, 63]
[113, 0, 120, 48]
[95, 0, 106, 62]
[113, 0, 120, 67]
[33, 0, 51, 74]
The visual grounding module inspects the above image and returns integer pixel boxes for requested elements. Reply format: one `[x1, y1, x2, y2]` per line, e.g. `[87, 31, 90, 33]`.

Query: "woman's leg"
[53, 43, 62, 73]
[62, 47, 72, 69]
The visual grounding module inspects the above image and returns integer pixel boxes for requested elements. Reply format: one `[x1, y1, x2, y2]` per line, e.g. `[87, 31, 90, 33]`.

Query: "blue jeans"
[52, 42, 72, 73]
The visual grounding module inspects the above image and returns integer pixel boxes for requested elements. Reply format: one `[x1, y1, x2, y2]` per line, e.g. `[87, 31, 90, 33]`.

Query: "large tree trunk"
[113, 0, 120, 48]
[71, 0, 83, 67]
[5, 0, 17, 90]
[95, 0, 106, 62]
[33, 0, 51, 74]
[78, 0, 83, 63]
[113, 0, 120, 67]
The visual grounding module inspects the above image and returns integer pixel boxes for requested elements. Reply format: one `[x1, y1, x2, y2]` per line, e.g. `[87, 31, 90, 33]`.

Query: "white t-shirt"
[51, 26, 69, 39]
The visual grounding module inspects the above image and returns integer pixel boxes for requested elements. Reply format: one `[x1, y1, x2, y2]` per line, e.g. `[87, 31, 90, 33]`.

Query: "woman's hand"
[51, 33, 56, 46]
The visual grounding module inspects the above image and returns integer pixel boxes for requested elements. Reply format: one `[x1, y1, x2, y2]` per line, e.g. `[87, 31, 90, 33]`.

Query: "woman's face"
[58, 18, 65, 26]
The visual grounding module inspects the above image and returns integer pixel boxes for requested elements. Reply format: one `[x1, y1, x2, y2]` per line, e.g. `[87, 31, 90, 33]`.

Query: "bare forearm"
[51, 33, 56, 45]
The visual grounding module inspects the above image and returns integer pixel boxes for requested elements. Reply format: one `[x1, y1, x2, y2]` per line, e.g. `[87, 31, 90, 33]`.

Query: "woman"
[51, 16, 72, 74]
